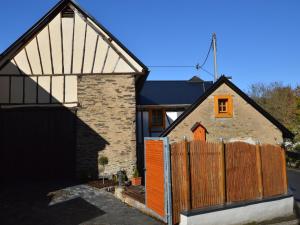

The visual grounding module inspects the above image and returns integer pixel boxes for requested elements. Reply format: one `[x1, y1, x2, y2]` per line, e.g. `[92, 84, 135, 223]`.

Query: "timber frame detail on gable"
[0, 0, 148, 79]
[160, 76, 294, 139]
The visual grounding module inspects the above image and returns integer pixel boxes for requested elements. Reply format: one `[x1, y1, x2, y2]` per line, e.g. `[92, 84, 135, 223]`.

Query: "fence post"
[255, 143, 263, 198]
[183, 140, 191, 211]
[219, 141, 226, 204]
[281, 147, 288, 194]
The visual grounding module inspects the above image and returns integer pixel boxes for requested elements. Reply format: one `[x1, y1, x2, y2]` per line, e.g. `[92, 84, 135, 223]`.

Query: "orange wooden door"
[193, 126, 206, 141]
[145, 139, 165, 218]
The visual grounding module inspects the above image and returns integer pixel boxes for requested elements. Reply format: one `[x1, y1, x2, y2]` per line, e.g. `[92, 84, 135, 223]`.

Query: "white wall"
[166, 111, 183, 127]
[180, 196, 294, 225]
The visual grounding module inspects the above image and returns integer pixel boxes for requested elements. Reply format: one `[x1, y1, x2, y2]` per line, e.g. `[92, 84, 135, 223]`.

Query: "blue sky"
[0, 0, 299, 91]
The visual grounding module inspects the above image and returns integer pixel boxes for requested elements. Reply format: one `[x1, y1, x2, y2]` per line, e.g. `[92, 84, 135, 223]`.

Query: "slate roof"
[138, 77, 213, 105]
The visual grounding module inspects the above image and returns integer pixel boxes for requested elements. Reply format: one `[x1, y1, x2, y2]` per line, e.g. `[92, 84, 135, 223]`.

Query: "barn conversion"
[0, 0, 148, 179]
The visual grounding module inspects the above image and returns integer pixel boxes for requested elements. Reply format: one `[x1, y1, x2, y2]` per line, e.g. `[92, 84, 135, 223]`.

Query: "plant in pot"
[99, 156, 108, 184]
[131, 167, 142, 186]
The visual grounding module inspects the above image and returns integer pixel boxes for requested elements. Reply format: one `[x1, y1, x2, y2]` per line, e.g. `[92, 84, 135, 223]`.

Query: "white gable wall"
[0, 5, 144, 107]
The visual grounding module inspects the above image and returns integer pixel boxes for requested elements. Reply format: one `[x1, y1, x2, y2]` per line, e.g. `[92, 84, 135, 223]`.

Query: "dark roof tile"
[138, 79, 213, 105]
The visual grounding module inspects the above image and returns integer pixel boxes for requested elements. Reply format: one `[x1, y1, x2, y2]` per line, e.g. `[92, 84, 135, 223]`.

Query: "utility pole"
[212, 33, 218, 82]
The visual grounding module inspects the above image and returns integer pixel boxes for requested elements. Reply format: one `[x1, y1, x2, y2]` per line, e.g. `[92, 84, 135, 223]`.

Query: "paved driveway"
[287, 169, 300, 219]
[0, 181, 163, 225]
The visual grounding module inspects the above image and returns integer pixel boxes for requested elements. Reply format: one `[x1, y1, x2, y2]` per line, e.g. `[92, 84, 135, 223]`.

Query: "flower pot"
[131, 177, 142, 186]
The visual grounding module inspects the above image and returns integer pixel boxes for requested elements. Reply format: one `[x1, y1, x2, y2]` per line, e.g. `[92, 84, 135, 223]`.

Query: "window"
[214, 95, 233, 118]
[150, 109, 164, 127]
[148, 109, 165, 137]
[218, 99, 228, 113]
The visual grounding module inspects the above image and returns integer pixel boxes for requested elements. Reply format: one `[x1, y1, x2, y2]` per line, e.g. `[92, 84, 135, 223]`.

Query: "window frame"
[214, 95, 233, 118]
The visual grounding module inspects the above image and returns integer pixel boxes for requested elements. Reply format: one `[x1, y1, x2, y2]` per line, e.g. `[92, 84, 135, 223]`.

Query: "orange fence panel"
[145, 140, 165, 218]
[261, 144, 288, 197]
[190, 141, 225, 208]
[225, 142, 261, 202]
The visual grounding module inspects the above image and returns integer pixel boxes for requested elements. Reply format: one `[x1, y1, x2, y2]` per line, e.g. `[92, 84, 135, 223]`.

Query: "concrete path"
[0, 181, 163, 225]
[287, 168, 300, 221]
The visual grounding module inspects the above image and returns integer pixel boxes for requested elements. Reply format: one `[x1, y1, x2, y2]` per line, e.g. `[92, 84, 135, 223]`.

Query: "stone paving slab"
[0, 181, 163, 225]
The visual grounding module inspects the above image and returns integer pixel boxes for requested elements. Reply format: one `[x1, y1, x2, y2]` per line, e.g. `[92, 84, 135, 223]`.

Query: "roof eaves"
[160, 76, 294, 139]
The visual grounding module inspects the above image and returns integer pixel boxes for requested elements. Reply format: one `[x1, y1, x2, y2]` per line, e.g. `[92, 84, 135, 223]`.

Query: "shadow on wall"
[0, 62, 109, 180]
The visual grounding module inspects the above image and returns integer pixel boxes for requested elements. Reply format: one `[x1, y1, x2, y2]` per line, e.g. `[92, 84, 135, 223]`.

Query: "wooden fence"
[171, 141, 288, 225]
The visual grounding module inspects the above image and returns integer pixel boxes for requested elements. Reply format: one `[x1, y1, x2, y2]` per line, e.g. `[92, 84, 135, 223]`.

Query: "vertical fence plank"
[219, 142, 226, 203]
[171, 143, 180, 225]
[281, 148, 288, 194]
[255, 144, 263, 198]
[183, 140, 191, 211]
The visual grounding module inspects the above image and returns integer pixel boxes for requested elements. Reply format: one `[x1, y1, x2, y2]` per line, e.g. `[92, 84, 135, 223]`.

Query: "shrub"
[294, 143, 300, 152]
[133, 167, 139, 178]
[99, 156, 109, 184]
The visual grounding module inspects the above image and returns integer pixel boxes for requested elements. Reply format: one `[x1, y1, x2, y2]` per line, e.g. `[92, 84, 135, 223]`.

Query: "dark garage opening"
[0, 107, 76, 180]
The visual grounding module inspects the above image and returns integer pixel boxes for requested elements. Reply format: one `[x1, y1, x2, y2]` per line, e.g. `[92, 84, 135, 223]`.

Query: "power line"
[148, 65, 194, 68]
[148, 64, 214, 77]
[197, 39, 213, 68]
[198, 66, 214, 77]
[147, 36, 215, 77]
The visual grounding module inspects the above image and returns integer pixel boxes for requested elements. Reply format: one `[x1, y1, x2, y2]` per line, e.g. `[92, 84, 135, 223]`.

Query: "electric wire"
[197, 39, 213, 69]
[147, 37, 214, 77]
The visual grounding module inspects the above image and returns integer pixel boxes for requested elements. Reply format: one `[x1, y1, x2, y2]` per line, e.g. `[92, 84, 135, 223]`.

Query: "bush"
[294, 144, 300, 152]
[99, 156, 108, 166]
[133, 167, 139, 178]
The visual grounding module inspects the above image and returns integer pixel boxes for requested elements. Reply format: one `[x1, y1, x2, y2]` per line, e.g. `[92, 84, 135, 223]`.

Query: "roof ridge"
[145, 80, 212, 82]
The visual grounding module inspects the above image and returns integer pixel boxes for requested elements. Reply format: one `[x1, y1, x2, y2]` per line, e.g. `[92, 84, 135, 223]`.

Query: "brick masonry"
[76, 75, 137, 178]
[167, 83, 283, 145]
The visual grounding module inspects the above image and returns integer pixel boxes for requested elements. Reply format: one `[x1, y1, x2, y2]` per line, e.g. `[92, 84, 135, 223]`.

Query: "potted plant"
[131, 167, 142, 186]
[99, 156, 108, 184]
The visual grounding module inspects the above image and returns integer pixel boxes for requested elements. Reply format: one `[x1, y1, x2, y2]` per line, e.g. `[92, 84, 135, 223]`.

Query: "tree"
[248, 82, 299, 141]
[99, 156, 108, 184]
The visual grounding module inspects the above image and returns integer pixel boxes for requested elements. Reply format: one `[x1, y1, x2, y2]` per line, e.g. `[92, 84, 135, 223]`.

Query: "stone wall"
[167, 83, 283, 145]
[76, 75, 136, 178]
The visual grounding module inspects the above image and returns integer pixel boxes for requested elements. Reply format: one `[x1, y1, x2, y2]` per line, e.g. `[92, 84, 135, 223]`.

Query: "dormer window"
[214, 95, 233, 118]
